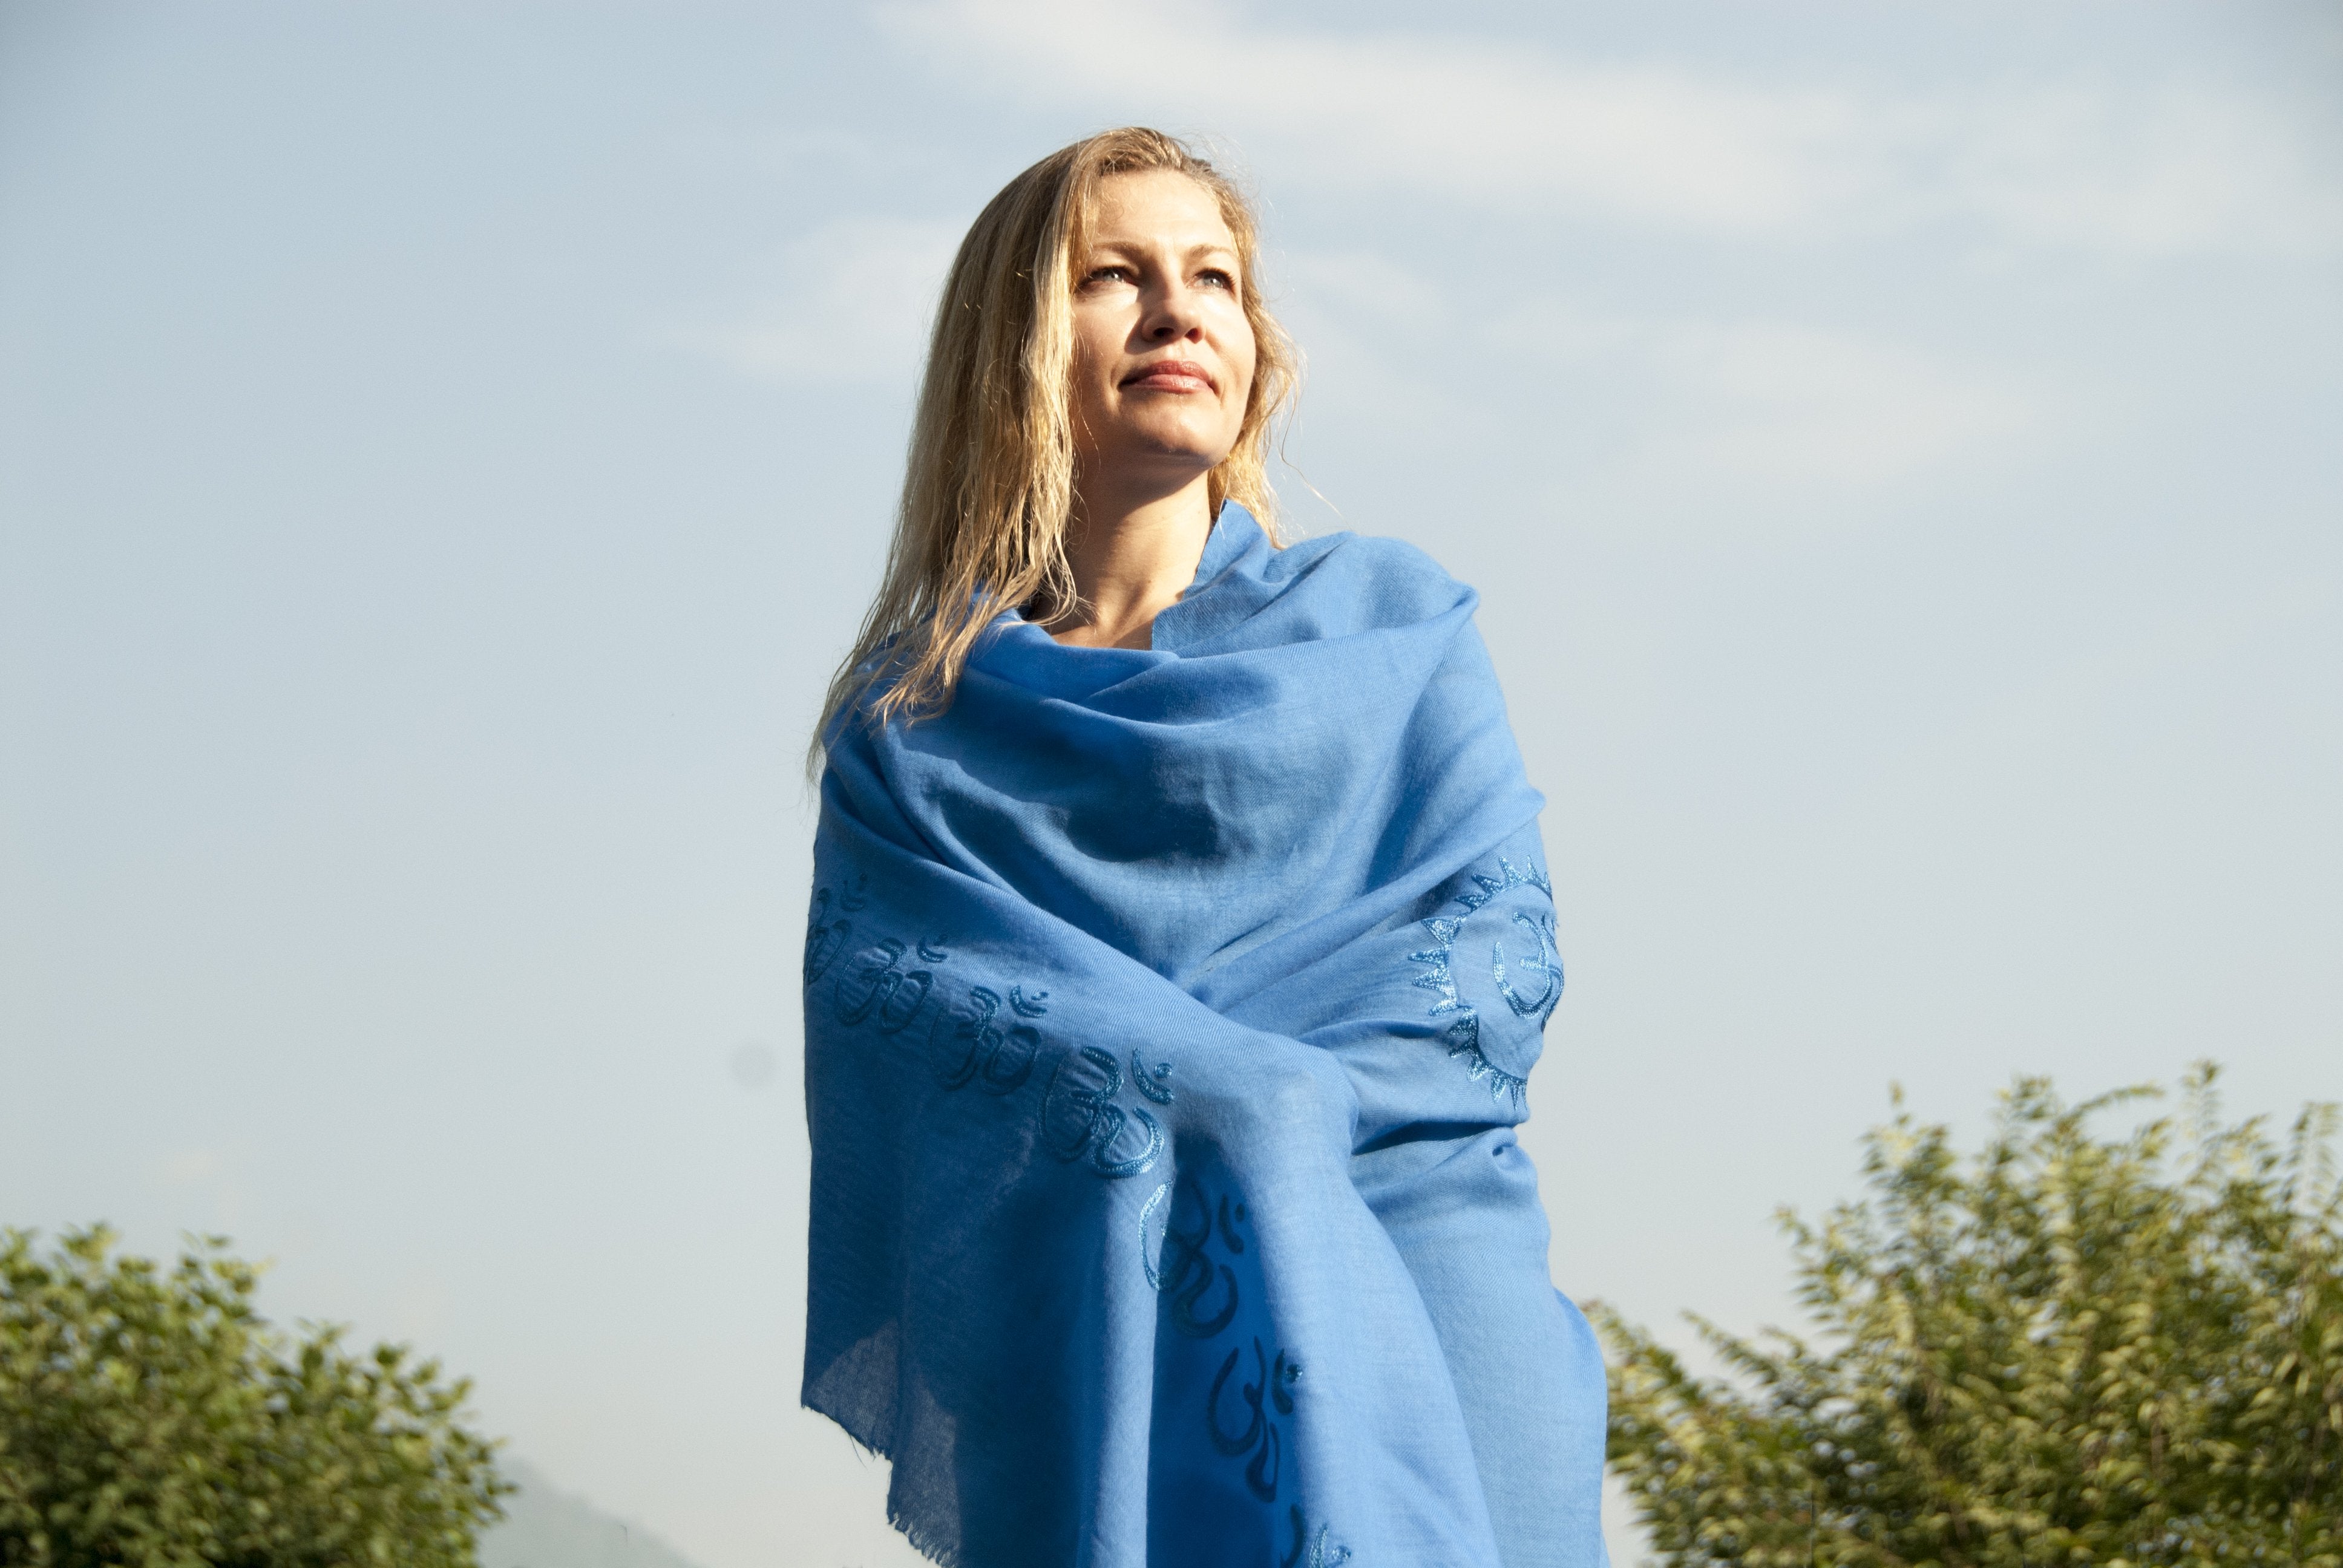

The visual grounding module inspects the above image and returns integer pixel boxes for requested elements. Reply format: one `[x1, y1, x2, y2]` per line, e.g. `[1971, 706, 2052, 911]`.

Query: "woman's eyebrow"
[1084, 237, 1239, 261]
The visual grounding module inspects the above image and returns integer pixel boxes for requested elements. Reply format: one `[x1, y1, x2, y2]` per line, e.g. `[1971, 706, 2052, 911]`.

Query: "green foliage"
[1598, 1065, 2343, 1567]
[0, 1226, 508, 1567]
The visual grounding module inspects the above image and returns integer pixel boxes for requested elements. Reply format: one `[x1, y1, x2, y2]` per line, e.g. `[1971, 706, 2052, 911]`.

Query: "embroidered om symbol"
[1491, 909, 1561, 1023]
[1143, 1175, 1335, 1534]
[802, 877, 867, 987]
[1040, 1046, 1162, 1178]
[1147, 1174, 1240, 1336]
[929, 984, 1041, 1094]
[1405, 856, 1558, 1106]
[1208, 1336, 1302, 1503]
[833, 937, 948, 1033]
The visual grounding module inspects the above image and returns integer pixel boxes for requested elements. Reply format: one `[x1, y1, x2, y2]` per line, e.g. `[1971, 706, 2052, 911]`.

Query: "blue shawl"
[804, 506, 1608, 1568]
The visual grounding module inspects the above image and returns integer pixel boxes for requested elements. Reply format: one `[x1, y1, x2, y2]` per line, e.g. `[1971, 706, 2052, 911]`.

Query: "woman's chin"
[1089, 425, 1237, 477]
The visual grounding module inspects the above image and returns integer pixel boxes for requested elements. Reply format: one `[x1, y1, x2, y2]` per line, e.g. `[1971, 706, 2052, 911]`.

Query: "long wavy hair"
[810, 128, 1298, 769]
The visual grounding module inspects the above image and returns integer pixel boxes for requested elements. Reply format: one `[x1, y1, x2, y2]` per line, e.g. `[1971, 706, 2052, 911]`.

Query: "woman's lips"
[1121, 360, 1216, 393]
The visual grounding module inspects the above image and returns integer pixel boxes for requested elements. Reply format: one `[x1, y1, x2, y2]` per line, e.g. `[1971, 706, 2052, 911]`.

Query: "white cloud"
[1493, 301, 2052, 501]
[667, 216, 962, 385]
[1925, 87, 2343, 258]
[881, 0, 2343, 259]
[1285, 247, 2048, 495]
[1622, 318, 2044, 489]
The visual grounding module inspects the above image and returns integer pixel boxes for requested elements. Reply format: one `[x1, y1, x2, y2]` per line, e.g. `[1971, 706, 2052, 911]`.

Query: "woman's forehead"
[1086, 170, 1237, 251]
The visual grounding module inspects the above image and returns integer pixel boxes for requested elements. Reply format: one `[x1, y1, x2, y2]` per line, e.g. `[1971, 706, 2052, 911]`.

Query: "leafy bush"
[0, 1226, 506, 1567]
[1598, 1066, 2343, 1567]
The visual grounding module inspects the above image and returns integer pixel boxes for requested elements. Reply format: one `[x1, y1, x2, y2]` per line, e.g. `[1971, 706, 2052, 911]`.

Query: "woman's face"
[1067, 170, 1257, 497]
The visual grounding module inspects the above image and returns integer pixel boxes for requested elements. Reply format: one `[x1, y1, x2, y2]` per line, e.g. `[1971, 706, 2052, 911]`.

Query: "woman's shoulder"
[1221, 503, 1462, 595]
[1310, 528, 1459, 583]
[1266, 526, 1476, 618]
[1156, 517, 1476, 656]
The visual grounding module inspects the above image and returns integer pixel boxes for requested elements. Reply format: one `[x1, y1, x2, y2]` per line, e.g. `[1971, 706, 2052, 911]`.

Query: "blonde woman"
[802, 129, 1608, 1568]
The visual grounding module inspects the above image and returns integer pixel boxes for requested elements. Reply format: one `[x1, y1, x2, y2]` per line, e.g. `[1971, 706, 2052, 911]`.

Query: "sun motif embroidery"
[1406, 858, 1561, 1107]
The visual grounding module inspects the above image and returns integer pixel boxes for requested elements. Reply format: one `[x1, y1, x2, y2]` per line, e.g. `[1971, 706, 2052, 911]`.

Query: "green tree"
[1598, 1066, 2343, 1567]
[0, 1226, 507, 1567]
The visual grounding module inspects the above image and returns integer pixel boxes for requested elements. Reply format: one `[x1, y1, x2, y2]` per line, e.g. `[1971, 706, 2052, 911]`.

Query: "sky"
[2, 2, 2339, 1565]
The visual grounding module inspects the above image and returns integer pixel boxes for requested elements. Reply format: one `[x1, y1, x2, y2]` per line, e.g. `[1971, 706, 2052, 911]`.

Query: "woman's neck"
[1050, 472, 1215, 649]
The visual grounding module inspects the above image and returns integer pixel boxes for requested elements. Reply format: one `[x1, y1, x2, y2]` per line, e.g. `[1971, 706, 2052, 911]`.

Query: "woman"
[803, 128, 1608, 1568]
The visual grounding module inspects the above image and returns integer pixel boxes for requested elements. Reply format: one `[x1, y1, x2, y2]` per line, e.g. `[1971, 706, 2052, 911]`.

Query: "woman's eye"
[1197, 269, 1236, 291]
[1084, 265, 1134, 286]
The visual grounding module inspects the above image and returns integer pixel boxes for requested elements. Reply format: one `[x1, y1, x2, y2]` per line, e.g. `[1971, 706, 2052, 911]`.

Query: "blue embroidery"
[1207, 1338, 1267, 1457]
[813, 867, 1342, 1549]
[833, 936, 949, 1033]
[1093, 1107, 1163, 1178]
[1208, 1336, 1296, 1502]
[1132, 1053, 1176, 1105]
[1168, 1249, 1238, 1338]
[807, 874, 1176, 1183]
[803, 878, 867, 985]
[1492, 909, 1561, 1022]
[1041, 1045, 1118, 1157]
[1040, 1045, 1162, 1178]
[1405, 856, 1559, 1108]
[1282, 1508, 1352, 1568]
[833, 937, 902, 1024]
[1153, 1174, 1306, 1505]
[931, 985, 1038, 1093]
[880, 944, 946, 1034]
[1247, 1421, 1282, 1502]
[1216, 1193, 1248, 1253]
[1139, 1179, 1174, 1289]
[1155, 1173, 1240, 1338]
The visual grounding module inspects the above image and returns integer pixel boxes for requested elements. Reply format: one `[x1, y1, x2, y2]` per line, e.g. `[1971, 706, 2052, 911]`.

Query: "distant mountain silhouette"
[478, 1459, 709, 1568]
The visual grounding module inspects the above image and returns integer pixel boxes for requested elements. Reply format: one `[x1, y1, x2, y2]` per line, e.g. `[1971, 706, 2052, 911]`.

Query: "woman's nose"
[1144, 284, 1206, 341]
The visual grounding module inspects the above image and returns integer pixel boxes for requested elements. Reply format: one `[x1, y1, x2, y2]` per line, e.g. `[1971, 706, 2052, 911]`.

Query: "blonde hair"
[811, 128, 1297, 766]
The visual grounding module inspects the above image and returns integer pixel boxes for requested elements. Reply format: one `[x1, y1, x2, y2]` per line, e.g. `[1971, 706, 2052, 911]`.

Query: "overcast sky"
[4, 4, 2339, 1566]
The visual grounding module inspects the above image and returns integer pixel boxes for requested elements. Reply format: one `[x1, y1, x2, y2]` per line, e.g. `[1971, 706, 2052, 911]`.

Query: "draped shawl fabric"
[804, 506, 1608, 1568]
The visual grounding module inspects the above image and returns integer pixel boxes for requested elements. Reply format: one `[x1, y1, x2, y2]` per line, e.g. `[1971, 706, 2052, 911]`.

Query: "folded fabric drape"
[803, 505, 1608, 1568]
